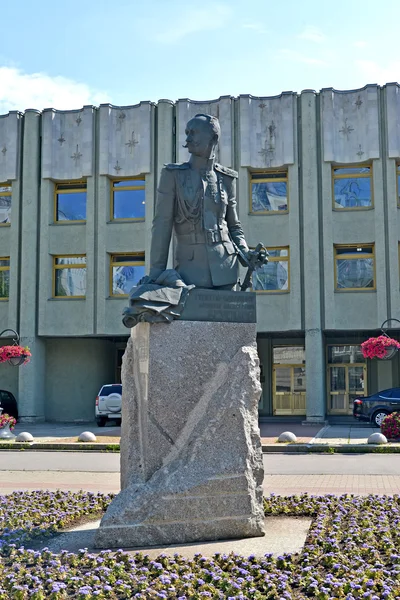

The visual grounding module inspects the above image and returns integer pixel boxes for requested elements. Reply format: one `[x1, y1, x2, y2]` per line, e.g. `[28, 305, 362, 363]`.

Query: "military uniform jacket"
[149, 161, 249, 288]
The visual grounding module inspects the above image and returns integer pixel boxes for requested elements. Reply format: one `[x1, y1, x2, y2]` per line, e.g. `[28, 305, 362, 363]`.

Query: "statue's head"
[184, 114, 221, 159]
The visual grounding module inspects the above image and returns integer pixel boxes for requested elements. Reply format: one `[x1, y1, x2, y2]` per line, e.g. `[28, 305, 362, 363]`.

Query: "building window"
[252, 247, 289, 292]
[327, 345, 366, 415]
[111, 178, 145, 220]
[273, 346, 306, 416]
[332, 166, 372, 209]
[397, 164, 400, 206]
[0, 184, 11, 225]
[53, 255, 86, 297]
[110, 253, 145, 296]
[334, 245, 375, 290]
[250, 171, 288, 214]
[0, 258, 10, 299]
[55, 181, 87, 222]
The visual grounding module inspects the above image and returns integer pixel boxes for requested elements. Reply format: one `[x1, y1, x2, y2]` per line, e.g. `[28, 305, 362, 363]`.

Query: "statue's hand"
[246, 245, 269, 268]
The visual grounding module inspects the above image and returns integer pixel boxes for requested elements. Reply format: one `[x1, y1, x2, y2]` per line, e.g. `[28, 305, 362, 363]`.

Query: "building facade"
[1, 84, 400, 423]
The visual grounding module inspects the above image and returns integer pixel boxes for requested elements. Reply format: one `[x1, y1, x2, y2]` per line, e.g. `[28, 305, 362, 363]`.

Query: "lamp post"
[0, 329, 29, 367]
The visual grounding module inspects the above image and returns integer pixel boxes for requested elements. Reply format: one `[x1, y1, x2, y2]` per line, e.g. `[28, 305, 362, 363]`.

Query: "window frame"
[334, 244, 376, 291]
[251, 245, 290, 293]
[53, 254, 87, 299]
[397, 164, 400, 208]
[331, 164, 373, 211]
[0, 183, 11, 227]
[0, 257, 10, 300]
[110, 176, 146, 222]
[109, 252, 145, 297]
[54, 180, 87, 224]
[249, 169, 289, 215]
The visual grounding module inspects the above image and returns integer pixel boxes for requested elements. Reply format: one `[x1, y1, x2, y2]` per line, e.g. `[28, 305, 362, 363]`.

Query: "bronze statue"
[122, 114, 267, 327]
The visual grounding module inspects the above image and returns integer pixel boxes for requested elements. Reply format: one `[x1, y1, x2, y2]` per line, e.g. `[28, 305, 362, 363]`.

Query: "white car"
[95, 384, 122, 427]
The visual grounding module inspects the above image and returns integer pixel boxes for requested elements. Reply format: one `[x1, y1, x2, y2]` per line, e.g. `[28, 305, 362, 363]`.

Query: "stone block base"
[94, 320, 265, 548]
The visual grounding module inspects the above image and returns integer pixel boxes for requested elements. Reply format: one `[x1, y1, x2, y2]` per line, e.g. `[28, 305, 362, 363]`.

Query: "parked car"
[0, 389, 18, 420]
[353, 387, 400, 427]
[95, 384, 122, 427]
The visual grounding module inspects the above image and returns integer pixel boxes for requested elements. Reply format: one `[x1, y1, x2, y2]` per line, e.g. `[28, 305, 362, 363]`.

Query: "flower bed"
[1, 492, 400, 598]
[0, 413, 16, 430]
[381, 412, 400, 440]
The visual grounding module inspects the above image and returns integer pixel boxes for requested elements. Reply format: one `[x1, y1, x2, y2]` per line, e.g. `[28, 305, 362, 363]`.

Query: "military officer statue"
[122, 113, 268, 327]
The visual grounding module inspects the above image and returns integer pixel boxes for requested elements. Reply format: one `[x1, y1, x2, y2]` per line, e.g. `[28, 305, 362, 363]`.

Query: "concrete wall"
[44, 338, 115, 422]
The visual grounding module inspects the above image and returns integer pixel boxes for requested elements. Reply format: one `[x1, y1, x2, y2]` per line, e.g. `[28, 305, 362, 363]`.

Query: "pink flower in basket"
[0, 345, 31, 365]
[0, 413, 16, 430]
[361, 335, 400, 359]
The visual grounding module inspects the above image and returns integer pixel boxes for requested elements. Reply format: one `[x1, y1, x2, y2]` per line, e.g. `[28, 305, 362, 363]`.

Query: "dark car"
[0, 389, 18, 420]
[353, 387, 400, 427]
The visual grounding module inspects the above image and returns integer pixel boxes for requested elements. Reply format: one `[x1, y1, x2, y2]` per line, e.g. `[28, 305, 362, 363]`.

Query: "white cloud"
[0, 66, 110, 113]
[142, 4, 232, 44]
[279, 49, 326, 66]
[298, 26, 325, 43]
[242, 21, 266, 33]
[355, 59, 400, 84]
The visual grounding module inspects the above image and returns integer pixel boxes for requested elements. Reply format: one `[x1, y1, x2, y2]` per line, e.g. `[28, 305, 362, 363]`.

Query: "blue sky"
[1, 0, 398, 113]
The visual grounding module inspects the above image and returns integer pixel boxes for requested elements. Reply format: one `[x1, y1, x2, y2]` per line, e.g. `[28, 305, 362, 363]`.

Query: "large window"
[0, 184, 11, 224]
[111, 178, 145, 220]
[252, 247, 289, 292]
[273, 346, 306, 415]
[332, 166, 372, 209]
[334, 245, 375, 290]
[0, 258, 10, 299]
[250, 171, 288, 214]
[110, 253, 145, 296]
[53, 256, 86, 298]
[55, 181, 87, 222]
[397, 165, 400, 206]
[327, 345, 366, 414]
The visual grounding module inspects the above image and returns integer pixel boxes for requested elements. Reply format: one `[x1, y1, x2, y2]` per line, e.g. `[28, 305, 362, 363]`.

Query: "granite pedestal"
[95, 314, 265, 548]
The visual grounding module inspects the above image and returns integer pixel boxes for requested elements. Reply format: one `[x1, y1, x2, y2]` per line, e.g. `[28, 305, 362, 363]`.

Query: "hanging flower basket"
[0, 345, 31, 366]
[361, 335, 400, 360]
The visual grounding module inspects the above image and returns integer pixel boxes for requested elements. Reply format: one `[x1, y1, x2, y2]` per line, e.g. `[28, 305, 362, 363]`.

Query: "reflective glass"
[349, 366, 365, 395]
[251, 181, 288, 212]
[0, 259, 10, 267]
[334, 168, 370, 175]
[328, 345, 365, 364]
[112, 263, 145, 295]
[55, 257, 86, 266]
[0, 270, 9, 298]
[333, 176, 371, 208]
[275, 367, 291, 393]
[330, 366, 346, 391]
[293, 367, 306, 392]
[398, 173, 400, 205]
[55, 268, 86, 297]
[57, 192, 87, 221]
[114, 180, 145, 187]
[0, 187, 11, 224]
[336, 257, 374, 288]
[113, 189, 145, 219]
[273, 346, 305, 364]
[252, 258, 288, 291]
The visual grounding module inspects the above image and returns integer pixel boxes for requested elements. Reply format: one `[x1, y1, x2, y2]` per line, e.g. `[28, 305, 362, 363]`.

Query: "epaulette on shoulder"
[215, 163, 238, 178]
[164, 162, 190, 170]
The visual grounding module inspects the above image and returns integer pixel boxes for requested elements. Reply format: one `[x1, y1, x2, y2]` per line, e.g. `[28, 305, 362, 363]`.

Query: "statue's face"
[185, 117, 215, 157]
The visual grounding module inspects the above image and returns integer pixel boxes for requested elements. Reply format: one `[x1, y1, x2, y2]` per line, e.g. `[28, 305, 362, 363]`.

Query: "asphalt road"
[0, 451, 400, 475]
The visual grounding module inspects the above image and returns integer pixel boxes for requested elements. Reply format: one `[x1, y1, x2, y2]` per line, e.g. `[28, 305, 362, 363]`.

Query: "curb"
[0, 442, 398, 454]
[0, 443, 120, 452]
[262, 443, 400, 453]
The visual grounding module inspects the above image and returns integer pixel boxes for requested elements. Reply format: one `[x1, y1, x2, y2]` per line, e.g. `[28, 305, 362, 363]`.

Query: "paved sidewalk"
[2, 471, 400, 497]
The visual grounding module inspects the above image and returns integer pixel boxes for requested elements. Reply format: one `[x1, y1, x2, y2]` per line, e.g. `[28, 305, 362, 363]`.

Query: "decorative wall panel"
[0, 112, 21, 181]
[42, 107, 94, 180]
[176, 97, 233, 166]
[239, 93, 296, 168]
[99, 102, 152, 177]
[386, 83, 400, 158]
[322, 86, 380, 163]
